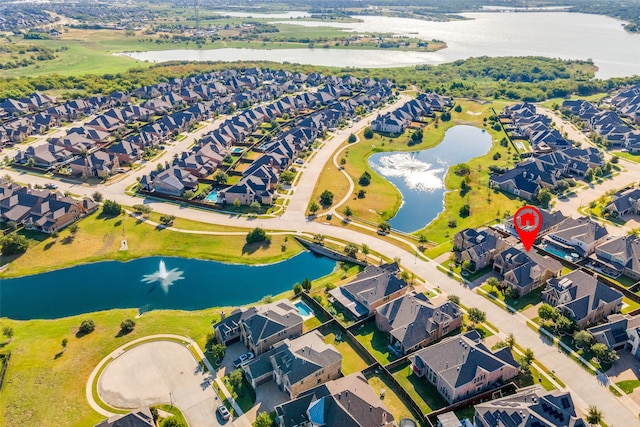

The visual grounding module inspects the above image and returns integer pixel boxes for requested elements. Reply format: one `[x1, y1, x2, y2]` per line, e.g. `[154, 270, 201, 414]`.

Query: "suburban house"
[94, 407, 155, 427]
[473, 386, 587, 427]
[69, 151, 120, 178]
[273, 372, 395, 427]
[243, 330, 342, 398]
[239, 300, 303, 356]
[605, 187, 640, 217]
[375, 292, 462, 355]
[588, 313, 640, 354]
[542, 216, 609, 258]
[409, 331, 519, 404]
[542, 270, 624, 328]
[0, 180, 97, 233]
[589, 235, 640, 279]
[503, 209, 567, 238]
[493, 247, 563, 297]
[329, 262, 407, 320]
[453, 227, 513, 272]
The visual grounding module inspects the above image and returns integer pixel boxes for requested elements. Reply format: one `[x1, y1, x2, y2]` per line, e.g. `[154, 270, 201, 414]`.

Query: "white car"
[232, 352, 254, 368]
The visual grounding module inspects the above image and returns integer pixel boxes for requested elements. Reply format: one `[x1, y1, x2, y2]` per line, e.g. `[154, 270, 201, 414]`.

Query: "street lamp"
[169, 391, 173, 409]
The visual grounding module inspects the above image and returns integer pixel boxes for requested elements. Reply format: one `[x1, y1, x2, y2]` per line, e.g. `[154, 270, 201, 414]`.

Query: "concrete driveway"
[217, 342, 250, 378]
[98, 340, 229, 427]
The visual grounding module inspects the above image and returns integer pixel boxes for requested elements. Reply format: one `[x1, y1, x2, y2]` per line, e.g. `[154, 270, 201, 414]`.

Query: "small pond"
[0, 252, 335, 320]
[368, 125, 492, 232]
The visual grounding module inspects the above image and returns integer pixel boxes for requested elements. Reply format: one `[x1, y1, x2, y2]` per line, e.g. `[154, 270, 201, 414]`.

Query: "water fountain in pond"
[141, 260, 184, 294]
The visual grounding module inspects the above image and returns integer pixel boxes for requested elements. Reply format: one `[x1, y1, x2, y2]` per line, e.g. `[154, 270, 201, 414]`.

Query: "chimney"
[220, 311, 226, 321]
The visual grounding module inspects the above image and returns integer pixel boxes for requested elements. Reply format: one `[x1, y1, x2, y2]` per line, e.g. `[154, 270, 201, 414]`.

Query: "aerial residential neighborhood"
[3, 1, 640, 427]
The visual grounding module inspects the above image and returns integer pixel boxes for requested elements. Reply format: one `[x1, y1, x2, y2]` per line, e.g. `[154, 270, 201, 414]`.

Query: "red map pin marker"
[514, 206, 542, 252]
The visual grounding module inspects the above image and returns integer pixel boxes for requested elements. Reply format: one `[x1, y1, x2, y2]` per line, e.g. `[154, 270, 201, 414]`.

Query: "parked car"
[45, 183, 58, 189]
[217, 404, 231, 420]
[232, 351, 254, 368]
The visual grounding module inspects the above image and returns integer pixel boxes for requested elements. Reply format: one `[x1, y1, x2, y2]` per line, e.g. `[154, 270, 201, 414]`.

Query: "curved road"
[6, 96, 640, 425]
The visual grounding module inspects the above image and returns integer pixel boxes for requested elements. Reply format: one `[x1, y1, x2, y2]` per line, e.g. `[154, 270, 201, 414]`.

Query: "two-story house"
[409, 331, 519, 404]
[542, 270, 623, 328]
[329, 262, 407, 320]
[590, 235, 640, 280]
[542, 217, 609, 258]
[375, 292, 462, 355]
[239, 300, 303, 356]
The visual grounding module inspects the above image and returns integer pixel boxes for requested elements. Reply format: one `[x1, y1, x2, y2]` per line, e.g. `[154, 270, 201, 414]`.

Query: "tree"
[348, 133, 357, 143]
[447, 295, 460, 305]
[254, 412, 274, 427]
[308, 201, 320, 215]
[233, 198, 241, 209]
[293, 283, 303, 295]
[459, 204, 471, 217]
[132, 204, 153, 216]
[344, 243, 359, 258]
[505, 333, 516, 349]
[537, 188, 553, 208]
[586, 405, 602, 426]
[78, 319, 95, 335]
[467, 307, 486, 325]
[363, 126, 374, 139]
[591, 342, 618, 363]
[161, 418, 185, 427]
[538, 304, 559, 322]
[1, 234, 29, 255]
[301, 278, 312, 292]
[120, 319, 136, 334]
[159, 215, 175, 226]
[61, 338, 68, 352]
[361, 244, 370, 257]
[358, 171, 371, 186]
[319, 189, 334, 206]
[69, 224, 79, 235]
[92, 191, 103, 202]
[521, 347, 535, 365]
[250, 201, 261, 212]
[573, 330, 593, 348]
[6, 220, 17, 232]
[279, 170, 295, 185]
[2, 326, 14, 342]
[555, 315, 575, 335]
[343, 206, 353, 218]
[378, 221, 391, 234]
[214, 171, 228, 184]
[418, 234, 428, 248]
[102, 200, 122, 216]
[211, 344, 226, 362]
[454, 104, 462, 113]
[313, 234, 325, 244]
[486, 277, 500, 291]
[246, 227, 269, 244]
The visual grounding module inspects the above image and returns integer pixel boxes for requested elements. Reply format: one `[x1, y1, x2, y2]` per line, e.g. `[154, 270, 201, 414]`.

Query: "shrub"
[79, 319, 95, 335]
[1, 234, 28, 255]
[358, 171, 371, 186]
[120, 319, 136, 333]
[319, 189, 334, 206]
[293, 283, 303, 295]
[363, 127, 374, 139]
[348, 133, 356, 143]
[459, 204, 470, 217]
[102, 200, 122, 216]
[246, 227, 269, 244]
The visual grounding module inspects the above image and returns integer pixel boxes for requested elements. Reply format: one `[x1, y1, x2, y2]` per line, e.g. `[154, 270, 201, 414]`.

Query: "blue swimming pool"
[295, 301, 313, 317]
[205, 191, 219, 202]
[231, 147, 244, 154]
[541, 244, 578, 261]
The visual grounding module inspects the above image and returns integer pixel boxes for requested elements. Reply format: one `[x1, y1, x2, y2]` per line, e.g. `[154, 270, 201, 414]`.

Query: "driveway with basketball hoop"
[97, 340, 229, 427]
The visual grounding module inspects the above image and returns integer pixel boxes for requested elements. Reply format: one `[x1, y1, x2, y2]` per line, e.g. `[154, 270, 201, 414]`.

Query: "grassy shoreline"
[0, 211, 302, 279]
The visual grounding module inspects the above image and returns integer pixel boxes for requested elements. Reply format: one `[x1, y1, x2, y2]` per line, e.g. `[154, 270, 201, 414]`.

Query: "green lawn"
[223, 370, 256, 413]
[365, 372, 419, 421]
[616, 380, 640, 394]
[153, 404, 188, 426]
[622, 297, 640, 314]
[0, 211, 302, 278]
[390, 363, 448, 414]
[323, 328, 370, 375]
[303, 316, 322, 332]
[0, 308, 223, 427]
[352, 321, 398, 366]
[480, 285, 544, 312]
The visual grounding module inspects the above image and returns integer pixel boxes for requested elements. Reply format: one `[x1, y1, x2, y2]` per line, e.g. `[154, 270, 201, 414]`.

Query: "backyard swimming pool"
[295, 301, 314, 317]
[205, 190, 219, 202]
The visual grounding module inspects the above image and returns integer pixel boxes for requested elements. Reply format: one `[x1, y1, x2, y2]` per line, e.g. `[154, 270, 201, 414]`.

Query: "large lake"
[123, 12, 640, 78]
[369, 125, 492, 233]
[0, 252, 335, 320]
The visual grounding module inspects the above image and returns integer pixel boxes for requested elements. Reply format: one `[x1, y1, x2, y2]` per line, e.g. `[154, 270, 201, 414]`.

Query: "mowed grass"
[0, 307, 222, 427]
[390, 362, 448, 414]
[365, 373, 417, 421]
[323, 331, 370, 375]
[0, 211, 303, 278]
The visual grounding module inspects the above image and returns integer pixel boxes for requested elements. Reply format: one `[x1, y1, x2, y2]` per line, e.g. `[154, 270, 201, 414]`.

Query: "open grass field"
[0, 210, 302, 278]
[0, 307, 222, 427]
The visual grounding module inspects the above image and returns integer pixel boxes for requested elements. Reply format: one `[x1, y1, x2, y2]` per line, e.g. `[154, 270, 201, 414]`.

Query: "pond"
[368, 125, 492, 233]
[121, 12, 640, 78]
[0, 252, 335, 320]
